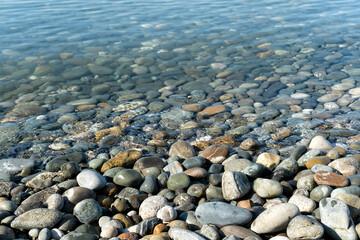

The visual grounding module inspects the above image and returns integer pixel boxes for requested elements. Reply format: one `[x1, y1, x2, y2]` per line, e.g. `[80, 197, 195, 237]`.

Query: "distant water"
[1, 0, 360, 62]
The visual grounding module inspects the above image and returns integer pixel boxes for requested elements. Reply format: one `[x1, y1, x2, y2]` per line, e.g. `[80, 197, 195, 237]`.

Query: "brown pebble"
[305, 156, 331, 169]
[184, 167, 208, 178]
[77, 104, 96, 111]
[314, 171, 348, 187]
[118, 232, 139, 240]
[240, 138, 258, 151]
[210, 136, 237, 147]
[181, 103, 204, 112]
[153, 131, 169, 140]
[113, 213, 133, 228]
[190, 141, 210, 151]
[101, 149, 141, 172]
[167, 220, 190, 230]
[237, 200, 252, 210]
[198, 105, 227, 116]
[200, 144, 230, 164]
[153, 223, 168, 234]
[147, 139, 167, 147]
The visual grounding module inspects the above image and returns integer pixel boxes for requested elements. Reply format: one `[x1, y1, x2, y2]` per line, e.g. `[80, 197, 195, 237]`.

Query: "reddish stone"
[314, 171, 348, 187]
[200, 144, 230, 164]
[118, 232, 139, 240]
[198, 105, 227, 116]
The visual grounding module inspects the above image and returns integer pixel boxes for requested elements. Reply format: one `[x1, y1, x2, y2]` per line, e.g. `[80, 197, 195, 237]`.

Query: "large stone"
[319, 198, 357, 240]
[76, 169, 106, 191]
[113, 169, 143, 187]
[11, 208, 62, 230]
[195, 202, 252, 228]
[222, 171, 251, 201]
[169, 141, 196, 159]
[286, 215, 324, 240]
[139, 196, 168, 220]
[250, 203, 299, 234]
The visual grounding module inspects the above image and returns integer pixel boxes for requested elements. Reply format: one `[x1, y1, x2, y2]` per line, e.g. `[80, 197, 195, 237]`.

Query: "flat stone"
[23, 185, 60, 205]
[286, 215, 324, 240]
[320, 197, 357, 240]
[184, 167, 207, 178]
[169, 141, 196, 159]
[253, 178, 283, 198]
[182, 103, 204, 112]
[256, 153, 280, 170]
[134, 157, 164, 170]
[310, 185, 333, 202]
[168, 226, 207, 240]
[76, 169, 106, 191]
[250, 203, 299, 234]
[195, 201, 252, 227]
[198, 105, 227, 116]
[308, 136, 332, 150]
[222, 170, 251, 201]
[73, 198, 102, 224]
[288, 194, 316, 213]
[200, 144, 229, 164]
[11, 208, 62, 230]
[220, 225, 261, 239]
[314, 171, 348, 187]
[100, 150, 141, 172]
[139, 196, 168, 220]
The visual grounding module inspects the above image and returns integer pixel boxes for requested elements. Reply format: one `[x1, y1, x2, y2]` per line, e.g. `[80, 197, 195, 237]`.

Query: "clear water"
[1, 0, 360, 114]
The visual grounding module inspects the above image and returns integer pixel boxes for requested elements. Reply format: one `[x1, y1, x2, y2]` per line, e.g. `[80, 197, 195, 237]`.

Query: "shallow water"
[1, 0, 360, 142]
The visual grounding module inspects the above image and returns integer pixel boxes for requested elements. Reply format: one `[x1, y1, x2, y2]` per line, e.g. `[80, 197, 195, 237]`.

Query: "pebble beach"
[1, 0, 360, 240]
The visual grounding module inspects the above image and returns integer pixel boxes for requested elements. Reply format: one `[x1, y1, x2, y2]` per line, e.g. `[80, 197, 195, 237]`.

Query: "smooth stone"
[76, 169, 106, 191]
[168, 226, 207, 240]
[60, 232, 98, 240]
[46, 193, 64, 210]
[222, 170, 251, 201]
[182, 157, 206, 169]
[319, 198, 357, 240]
[314, 171, 348, 187]
[253, 178, 283, 198]
[333, 193, 360, 218]
[206, 187, 224, 200]
[297, 149, 323, 167]
[305, 156, 331, 169]
[250, 203, 299, 234]
[311, 164, 338, 174]
[198, 105, 227, 116]
[73, 199, 102, 224]
[296, 174, 317, 191]
[139, 196, 168, 220]
[308, 136, 332, 150]
[195, 201, 252, 227]
[310, 185, 333, 202]
[167, 173, 191, 191]
[286, 215, 324, 240]
[242, 163, 265, 178]
[288, 194, 316, 213]
[220, 225, 261, 239]
[134, 157, 164, 170]
[157, 205, 177, 222]
[274, 158, 298, 178]
[256, 153, 280, 170]
[63, 187, 96, 205]
[139, 174, 158, 194]
[223, 159, 253, 172]
[200, 144, 229, 164]
[11, 208, 62, 230]
[169, 141, 196, 159]
[113, 169, 143, 187]
[0, 200, 17, 212]
[200, 224, 220, 240]
[331, 186, 360, 198]
[0, 225, 15, 240]
[38, 228, 51, 240]
[184, 167, 207, 178]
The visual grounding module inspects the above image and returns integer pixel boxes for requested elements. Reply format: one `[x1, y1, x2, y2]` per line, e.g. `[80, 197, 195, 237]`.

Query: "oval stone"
[286, 215, 324, 240]
[222, 170, 250, 201]
[10, 208, 62, 230]
[167, 173, 191, 191]
[195, 202, 252, 227]
[253, 178, 283, 198]
[200, 144, 229, 164]
[113, 169, 143, 187]
[76, 169, 106, 191]
[250, 203, 299, 234]
[139, 196, 168, 220]
[314, 171, 348, 187]
[73, 198, 102, 224]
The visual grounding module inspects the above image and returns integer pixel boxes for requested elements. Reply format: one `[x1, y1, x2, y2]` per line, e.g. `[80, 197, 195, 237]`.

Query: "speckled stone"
[169, 141, 196, 159]
[139, 196, 168, 220]
[73, 198, 102, 224]
[157, 205, 177, 222]
[11, 208, 62, 230]
[288, 194, 316, 213]
[250, 203, 299, 234]
[286, 215, 324, 240]
[308, 136, 332, 150]
[314, 171, 348, 187]
[200, 144, 230, 164]
[310, 185, 333, 202]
